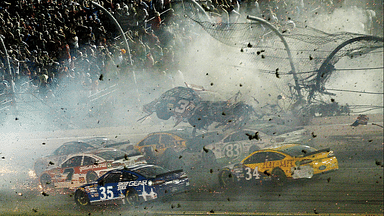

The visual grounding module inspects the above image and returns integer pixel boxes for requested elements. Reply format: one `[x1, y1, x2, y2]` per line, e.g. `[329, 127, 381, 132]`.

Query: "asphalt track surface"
[0, 115, 383, 215]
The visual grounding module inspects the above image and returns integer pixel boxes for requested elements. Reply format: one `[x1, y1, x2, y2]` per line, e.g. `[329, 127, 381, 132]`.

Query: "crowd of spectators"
[0, 0, 381, 100]
[0, 0, 195, 99]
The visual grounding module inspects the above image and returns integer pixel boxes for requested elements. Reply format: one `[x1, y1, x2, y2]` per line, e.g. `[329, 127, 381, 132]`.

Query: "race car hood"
[112, 154, 147, 166]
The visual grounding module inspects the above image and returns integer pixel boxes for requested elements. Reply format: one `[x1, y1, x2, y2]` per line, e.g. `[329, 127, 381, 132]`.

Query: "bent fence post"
[0, 34, 16, 107]
[246, 15, 302, 100]
[91, 1, 141, 101]
[91, 1, 133, 66]
[184, 0, 212, 22]
[312, 35, 384, 102]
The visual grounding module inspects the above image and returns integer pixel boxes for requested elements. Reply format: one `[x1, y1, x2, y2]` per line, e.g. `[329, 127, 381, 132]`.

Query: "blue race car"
[74, 164, 189, 206]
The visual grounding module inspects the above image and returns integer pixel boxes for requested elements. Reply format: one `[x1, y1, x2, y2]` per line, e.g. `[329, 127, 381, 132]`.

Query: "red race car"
[39, 148, 146, 191]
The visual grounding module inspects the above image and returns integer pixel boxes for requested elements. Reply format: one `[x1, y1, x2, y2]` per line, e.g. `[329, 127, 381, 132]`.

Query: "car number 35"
[245, 167, 260, 180]
[99, 186, 114, 200]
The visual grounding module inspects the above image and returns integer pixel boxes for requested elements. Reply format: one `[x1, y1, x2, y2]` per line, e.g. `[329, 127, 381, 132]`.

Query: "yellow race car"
[218, 144, 338, 186]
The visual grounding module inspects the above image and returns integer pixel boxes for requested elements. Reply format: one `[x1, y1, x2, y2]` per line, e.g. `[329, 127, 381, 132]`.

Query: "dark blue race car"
[74, 164, 189, 206]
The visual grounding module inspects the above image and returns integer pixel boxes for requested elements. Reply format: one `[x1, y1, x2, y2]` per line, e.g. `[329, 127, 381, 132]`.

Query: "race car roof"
[270, 144, 317, 157]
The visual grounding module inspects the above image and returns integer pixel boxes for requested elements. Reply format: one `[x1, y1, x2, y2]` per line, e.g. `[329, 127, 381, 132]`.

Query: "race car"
[140, 86, 255, 131]
[218, 144, 338, 186]
[39, 148, 146, 191]
[134, 128, 217, 171]
[202, 129, 280, 164]
[34, 137, 132, 176]
[74, 164, 189, 206]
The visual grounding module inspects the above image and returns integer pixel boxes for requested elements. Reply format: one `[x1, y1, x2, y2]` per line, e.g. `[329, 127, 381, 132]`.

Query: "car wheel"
[271, 168, 287, 186]
[125, 189, 139, 205]
[218, 169, 235, 187]
[74, 189, 90, 206]
[40, 173, 54, 189]
[248, 145, 260, 155]
[86, 171, 98, 183]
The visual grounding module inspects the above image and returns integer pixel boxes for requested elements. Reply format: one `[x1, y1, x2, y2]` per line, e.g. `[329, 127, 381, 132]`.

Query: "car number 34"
[245, 167, 260, 180]
[99, 186, 114, 200]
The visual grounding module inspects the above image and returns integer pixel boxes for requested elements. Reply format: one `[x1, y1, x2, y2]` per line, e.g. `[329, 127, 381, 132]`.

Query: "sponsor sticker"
[319, 165, 327, 170]
[117, 180, 148, 190]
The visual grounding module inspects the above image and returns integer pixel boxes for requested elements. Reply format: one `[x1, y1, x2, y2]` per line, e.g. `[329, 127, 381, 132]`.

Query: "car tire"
[74, 189, 90, 206]
[218, 169, 235, 187]
[125, 189, 139, 205]
[40, 173, 54, 189]
[271, 168, 287, 186]
[249, 145, 260, 155]
[86, 171, 98, 183]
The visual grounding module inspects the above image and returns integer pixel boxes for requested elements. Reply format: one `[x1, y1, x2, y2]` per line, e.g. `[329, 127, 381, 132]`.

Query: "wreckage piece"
[351, 114, 369, 127]
[140, 86, 255, 131]
[142, 86, 201, 123]
[188, 100, 254, 130]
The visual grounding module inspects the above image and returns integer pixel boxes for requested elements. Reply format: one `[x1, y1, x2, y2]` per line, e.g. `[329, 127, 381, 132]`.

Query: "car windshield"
[133, 166, 170, 178]
[82, 138, 116, 146]
[53, 142, 95, 156]
[94, 150, 127, 160]
[279, 145, 317, 157]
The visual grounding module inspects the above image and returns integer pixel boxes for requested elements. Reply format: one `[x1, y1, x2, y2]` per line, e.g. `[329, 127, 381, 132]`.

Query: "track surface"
[0, 115, 383, 215]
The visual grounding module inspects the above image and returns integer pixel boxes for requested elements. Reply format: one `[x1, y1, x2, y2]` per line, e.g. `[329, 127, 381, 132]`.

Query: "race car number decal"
[245, 167, 260, 180]
[224, 143, 241, 158]
[174, 99, 190, 113]
[99, 186, 114, 200]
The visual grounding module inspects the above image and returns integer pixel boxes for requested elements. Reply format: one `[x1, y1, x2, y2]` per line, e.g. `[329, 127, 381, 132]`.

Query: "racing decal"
[86, 186, 97, 192]
[174, 99, 190, 114]
[245, 167, 260, 180]
[140, 185, 157, 201]
[223, 143, 242, 158]
[79, 177, 85, 183]
[79, 163, 108, 172]
[117, 180, 148, 191]
[99, 186, 114, 200]
[263, 160, 293, 168]
[291, 165, 314, 179]
[63, 168, 74, 181]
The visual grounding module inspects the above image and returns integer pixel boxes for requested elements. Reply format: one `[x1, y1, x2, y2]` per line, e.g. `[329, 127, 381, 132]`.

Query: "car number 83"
[245, 167, 260, 180]
[224, 143, 242, 158]
[99, 186, 114, 200]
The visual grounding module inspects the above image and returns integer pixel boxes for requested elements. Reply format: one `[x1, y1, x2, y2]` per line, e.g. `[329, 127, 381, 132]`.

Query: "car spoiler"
[304, 148, 331, 157]
[156, 169, 184, 178]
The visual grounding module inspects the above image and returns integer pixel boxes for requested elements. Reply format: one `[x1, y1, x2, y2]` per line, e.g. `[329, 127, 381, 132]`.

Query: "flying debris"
[350, 114, 369, 127]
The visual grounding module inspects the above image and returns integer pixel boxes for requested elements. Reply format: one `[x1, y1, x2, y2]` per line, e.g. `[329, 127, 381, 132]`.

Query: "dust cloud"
[0, 0, 382, 209]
